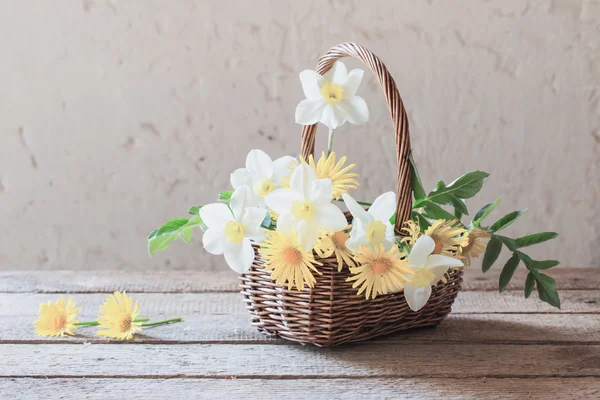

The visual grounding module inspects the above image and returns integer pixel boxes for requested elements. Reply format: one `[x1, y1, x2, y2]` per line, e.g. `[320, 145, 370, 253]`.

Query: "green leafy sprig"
[409, 157, 561, 308]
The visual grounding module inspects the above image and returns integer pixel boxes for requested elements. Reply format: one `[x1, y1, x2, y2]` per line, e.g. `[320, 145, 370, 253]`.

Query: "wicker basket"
[240, 42, 464, 347]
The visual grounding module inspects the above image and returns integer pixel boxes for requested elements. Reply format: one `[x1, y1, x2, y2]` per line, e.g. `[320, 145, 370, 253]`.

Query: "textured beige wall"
[0, 0, 598, 271]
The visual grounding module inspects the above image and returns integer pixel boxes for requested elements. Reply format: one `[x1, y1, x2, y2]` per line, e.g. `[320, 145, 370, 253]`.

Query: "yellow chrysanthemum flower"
[35, 296, 80, 337]
[97, 291, 143, 340]
[348, 244, 414, 300]
[314, 228, 356, 271]
[459, 227, 492, 266]
[281, 152, 358, 199]
[424, 219, 468, 256]
[400, 219, 421, 246]
[259, 230, 323, 290]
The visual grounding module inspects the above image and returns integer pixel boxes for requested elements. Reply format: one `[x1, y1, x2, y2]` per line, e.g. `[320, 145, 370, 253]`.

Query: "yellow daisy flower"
[459, 227, 492, 266]
[281, 152, 358, 199]
[34, 296, 80, 337]
[400, 219, 421, 245]
[314, 228, 356, 271]
[348, 244, 414, 300]
[97, 291, 143, 340]
[259, 230, 323, 290]
[424, 219, 468, 256]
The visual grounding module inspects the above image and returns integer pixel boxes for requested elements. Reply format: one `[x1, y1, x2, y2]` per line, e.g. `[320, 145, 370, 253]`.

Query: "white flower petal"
[342, 193, 372, 225]
[295, 98, 326, 125]
[229, 185, 252, 221]
[337, 96, 369, 125]
[428, 265, 451, 285]
[408, 235, 435, 268]
[297, 219, 319, 250]
[368, 192, 396, 222]
[320, 103, 347, 130]
[199, 203, 234, 230]
[272, 156, 297, 186]
[325, 61, 348, 86]
[381, 238, 397, 252]
[276, 211, 296, 234]
[425, 254, 465, 270]
[384, 221, 396, 243]
[299, 70, 324, 100]
[265, 188, 300, 215]
[242, 207, 267, 240]
[245, 149, 273, 180]
[308, 178, 333, 205]
[289, 164, 317, 198]
[315, 203, 348, 233]
[202, 228, 226, 255]
[223, 238, 255, 274]
[230, 168, 251, 189]
[342, 69, 364, 97]
[404, 283, 432, 312]
[346, 218, 370, 253]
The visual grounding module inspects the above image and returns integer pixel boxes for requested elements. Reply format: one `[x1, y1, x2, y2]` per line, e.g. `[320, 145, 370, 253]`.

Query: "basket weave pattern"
[240, 43, 464, 346]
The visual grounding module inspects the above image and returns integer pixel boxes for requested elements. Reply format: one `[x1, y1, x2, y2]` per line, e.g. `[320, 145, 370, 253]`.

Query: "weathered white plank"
[0, 268, 595, 293]
[3, 314, 599, 344]
[1, 377, 598, 400]
[1, 291, 597, 319]
[1, 343, 599, 378]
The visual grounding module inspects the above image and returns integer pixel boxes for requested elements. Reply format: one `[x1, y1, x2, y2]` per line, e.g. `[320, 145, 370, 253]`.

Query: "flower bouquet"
[149, 43, 560, 346]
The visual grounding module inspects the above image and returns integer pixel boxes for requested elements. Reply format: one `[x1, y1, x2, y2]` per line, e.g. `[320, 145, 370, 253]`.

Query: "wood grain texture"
[2, 343, 599, 378]
[2, 377, 599, 400]
[0, 268, 596, 293]
[3, 314, 599, 344]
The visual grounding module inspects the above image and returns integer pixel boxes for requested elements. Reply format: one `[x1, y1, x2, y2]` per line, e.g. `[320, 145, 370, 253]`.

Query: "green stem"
[327, 129, 335, 156]
[74, 318, 150, 327]
[141, 318, 183, 328]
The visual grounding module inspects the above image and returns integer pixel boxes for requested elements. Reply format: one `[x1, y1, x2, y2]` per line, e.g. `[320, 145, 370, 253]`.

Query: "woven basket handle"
[300, 42, 412, 234]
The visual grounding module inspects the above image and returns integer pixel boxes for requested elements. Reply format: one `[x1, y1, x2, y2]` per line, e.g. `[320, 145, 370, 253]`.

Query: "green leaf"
[389, 213, 396, 226]
[535, 273, 561, 309]
[531, 260, 560, 270]
[514, 232, 558, 248]
[423, 201, 456, 221]
[525, 272, 535, 298]
[495, 235, 517, 252]
[473, 197, 502, 227]
[431, 193, 469, 216]
[411, 211, 432, 231]
[444, 171, 490, 199]
[499, 253, 520, 292]
[482, 235, 502, 273]
[148, 216, 204, 256]
[261, 212, 273, 229]
[410, 154, 426, 200]
[218, 191, 233, 201]
[489, 210, 526, 232]
[188, 205, 202, 215]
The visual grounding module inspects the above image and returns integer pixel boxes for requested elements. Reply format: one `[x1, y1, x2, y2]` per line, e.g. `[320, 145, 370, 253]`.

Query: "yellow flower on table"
[348, 244, 414, 300]
[259, 230, 323, 291]
[305, 151, 358, 200]
[97, 291, 143, 340]
[314, 228, 356, 271]
[459, 227, 492, 266]
[34, 296, 80, 337]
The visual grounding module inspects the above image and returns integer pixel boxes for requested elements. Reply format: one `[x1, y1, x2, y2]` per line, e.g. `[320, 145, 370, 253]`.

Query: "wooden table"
[1, 268, 599, 399]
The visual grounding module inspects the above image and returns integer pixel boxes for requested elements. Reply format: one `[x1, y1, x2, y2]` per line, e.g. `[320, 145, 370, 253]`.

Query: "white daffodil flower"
[265, 164, 347, 250]
[343, 192, 396, 253]
[403, 235, 464, 312]
[200, 185, 267, 273]
[230, 149, 296, 208]
[295, 61, 369, 130]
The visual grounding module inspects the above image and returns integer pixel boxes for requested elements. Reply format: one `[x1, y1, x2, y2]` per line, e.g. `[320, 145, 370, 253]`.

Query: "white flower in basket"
[343, 192, 396, 252]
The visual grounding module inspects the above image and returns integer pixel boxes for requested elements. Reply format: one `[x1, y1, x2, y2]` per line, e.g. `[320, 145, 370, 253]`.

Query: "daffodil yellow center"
[411, 268, 436, 287]
[119, 313, 133, 332]
[365, 220, 386, 245]
[224, 221, 245, 243]
[282, 247, 302, 265]
[253, 178, 275, 198]
[372, 259, 391, 274]
[320, 81, 344, 104]
[291, 200, 314, 220]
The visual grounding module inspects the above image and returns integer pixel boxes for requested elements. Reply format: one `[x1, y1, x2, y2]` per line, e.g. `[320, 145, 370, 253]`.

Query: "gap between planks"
[0, 267, 596, 293]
